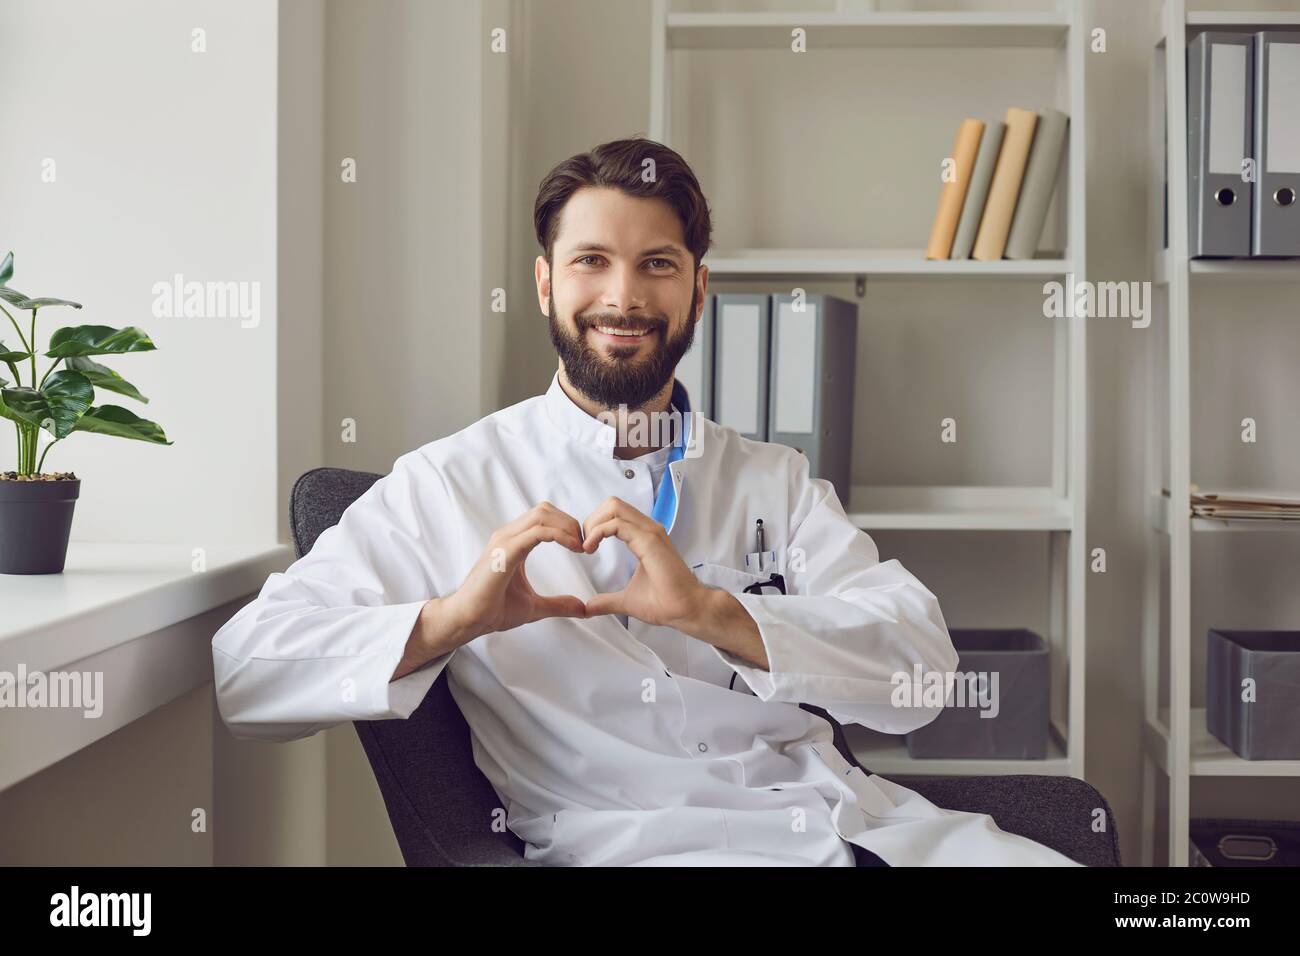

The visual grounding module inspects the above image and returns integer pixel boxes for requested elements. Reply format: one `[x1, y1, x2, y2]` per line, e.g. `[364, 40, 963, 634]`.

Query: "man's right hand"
[447, 501, 589, 640]
[393, 503, 588, 680]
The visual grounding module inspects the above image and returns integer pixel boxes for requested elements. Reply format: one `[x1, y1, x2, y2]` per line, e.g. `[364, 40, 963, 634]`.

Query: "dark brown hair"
[533, 137, 713, 272]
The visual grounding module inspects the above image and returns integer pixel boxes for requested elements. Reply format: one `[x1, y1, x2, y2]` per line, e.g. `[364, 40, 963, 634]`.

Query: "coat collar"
[543, 370, 692, 460]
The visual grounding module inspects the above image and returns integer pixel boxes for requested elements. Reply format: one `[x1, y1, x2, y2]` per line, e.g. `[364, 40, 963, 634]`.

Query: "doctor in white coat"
[212, 138, 1082, 867]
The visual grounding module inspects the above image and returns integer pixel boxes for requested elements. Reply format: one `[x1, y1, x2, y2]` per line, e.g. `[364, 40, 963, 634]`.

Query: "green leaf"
[0, 388, 48, 429]
[0, 252, 12, 286]
[64, 356, 148, 403]
[72, 404, 172, 444]
[0, 342, 31, 363]
[0, 286, 31, 307]
[0, 370, 93, 438]
[46, 324, 156, 358]
[14, 296, 82, 310]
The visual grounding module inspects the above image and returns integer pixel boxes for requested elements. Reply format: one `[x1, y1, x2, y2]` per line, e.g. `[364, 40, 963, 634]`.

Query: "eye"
[647, 258, 674, 270]
[576, 255, 604, 266]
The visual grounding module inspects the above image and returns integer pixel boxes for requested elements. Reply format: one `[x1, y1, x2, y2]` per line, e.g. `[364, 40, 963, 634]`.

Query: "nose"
[601, 262, 648, 317]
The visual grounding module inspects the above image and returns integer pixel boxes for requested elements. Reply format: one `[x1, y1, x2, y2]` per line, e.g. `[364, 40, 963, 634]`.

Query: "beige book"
[925, 118, 985, 260]
[971, 107, 1039, 261]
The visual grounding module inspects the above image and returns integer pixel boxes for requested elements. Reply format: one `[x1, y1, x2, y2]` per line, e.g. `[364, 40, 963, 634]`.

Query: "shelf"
[653, 0, 1087, 785]
[1148, 492, 1300, 534]
[844, 717, 1070, 777]
[1156, 248, 1300, 284]
[848, 486, 1072, 531]
[1146, 708, 1300, 777]
[666, 11, 1070, 50]
[702, 248, 1073, 280]
[1158, 10, 1300, 44]
[1145, 0, 1300, 867]
[1186, 11, 1300, 28]
[1191, 258, 1300, 280]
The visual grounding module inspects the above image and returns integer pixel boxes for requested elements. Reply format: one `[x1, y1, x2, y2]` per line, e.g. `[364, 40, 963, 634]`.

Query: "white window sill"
[0, 541, 294, 791]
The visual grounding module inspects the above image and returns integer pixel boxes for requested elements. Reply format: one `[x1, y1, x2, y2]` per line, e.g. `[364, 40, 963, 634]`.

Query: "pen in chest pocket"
[744, 517, 787, 594]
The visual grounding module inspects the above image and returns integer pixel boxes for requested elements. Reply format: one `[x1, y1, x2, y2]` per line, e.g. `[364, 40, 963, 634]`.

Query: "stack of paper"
[1186, 488, 1300, 521]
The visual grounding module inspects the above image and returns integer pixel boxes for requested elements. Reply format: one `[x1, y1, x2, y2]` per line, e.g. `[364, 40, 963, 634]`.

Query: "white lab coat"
[211, 372, 1082, 867]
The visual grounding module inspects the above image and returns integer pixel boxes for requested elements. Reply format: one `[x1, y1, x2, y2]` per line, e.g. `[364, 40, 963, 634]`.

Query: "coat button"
[623, 468, 635, 479]
[697, 742, 708, 753]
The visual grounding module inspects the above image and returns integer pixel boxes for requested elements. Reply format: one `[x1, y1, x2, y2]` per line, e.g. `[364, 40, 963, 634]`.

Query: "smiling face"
[537, 186, 708, 411]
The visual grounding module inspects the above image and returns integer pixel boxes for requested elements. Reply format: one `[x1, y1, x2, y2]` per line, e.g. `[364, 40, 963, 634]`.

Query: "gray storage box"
[1206, 629, 1300, 760]
[1190, 818, 1300, 866]
[904, 628, 1049, 760]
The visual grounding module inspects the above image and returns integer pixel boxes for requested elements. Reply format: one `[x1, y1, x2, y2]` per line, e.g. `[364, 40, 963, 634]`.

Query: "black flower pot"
[0, 478, 80, 574]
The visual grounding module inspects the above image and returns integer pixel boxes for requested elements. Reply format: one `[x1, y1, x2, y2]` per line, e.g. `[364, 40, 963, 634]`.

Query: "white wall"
[0, 0, 280, 547]
[322, 0, 510, 473]
[278, 0, 326, 545]
[319, 0, 514, 865]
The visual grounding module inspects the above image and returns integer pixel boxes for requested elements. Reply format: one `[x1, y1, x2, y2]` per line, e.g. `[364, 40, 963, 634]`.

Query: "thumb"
[584, 589, 627, 618]
[532, 593, 588, 620]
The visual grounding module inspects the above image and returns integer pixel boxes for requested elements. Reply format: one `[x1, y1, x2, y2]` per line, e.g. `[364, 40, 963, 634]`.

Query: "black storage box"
[1190, 818, 1300, 866]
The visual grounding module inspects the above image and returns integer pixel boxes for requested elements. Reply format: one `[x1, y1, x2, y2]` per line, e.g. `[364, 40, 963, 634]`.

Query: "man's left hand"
[581, 497, 769, 670]
[580, 496, 707, 629]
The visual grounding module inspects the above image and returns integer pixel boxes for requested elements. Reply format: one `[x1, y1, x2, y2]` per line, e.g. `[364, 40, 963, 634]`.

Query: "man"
[212, 138, 1081, 867]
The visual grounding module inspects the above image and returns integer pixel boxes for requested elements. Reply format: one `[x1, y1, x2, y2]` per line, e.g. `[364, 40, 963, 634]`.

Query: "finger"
[496, 501, 584, 547]
[582, 496, 656, 541]
[581, 517, 624, 554]
[541, 504, 585, 546]
[500, 525, 582, 569]
[530, 593, 588, 621]
[582, 516, 659, 562]
[584, 589, 627, 617]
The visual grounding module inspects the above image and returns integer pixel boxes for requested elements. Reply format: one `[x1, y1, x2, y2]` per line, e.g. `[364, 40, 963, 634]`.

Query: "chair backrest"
[290, 466, 531, 866]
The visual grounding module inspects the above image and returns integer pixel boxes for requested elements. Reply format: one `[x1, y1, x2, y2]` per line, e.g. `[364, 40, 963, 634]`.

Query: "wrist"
[669, 583, 727, 635]
[420, 593, 478, 654]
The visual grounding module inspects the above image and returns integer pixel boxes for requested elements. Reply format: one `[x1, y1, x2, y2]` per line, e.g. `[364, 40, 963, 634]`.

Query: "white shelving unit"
[1143, 1, 1300, 867]
[649, 0, 1088, 780]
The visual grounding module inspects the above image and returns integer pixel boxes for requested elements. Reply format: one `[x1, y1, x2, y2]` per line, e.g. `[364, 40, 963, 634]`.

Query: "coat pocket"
[689, 560, 769, 593]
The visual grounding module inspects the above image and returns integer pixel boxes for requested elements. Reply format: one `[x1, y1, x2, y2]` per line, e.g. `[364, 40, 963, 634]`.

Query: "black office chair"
[290, 466, 1122, 867]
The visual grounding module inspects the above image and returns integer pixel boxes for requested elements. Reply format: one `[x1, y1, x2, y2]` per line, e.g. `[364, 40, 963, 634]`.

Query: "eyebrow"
[567, 243, 686, 259]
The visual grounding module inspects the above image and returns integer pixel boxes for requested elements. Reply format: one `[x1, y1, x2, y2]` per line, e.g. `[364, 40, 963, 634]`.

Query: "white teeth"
[596, 326, 648, 337]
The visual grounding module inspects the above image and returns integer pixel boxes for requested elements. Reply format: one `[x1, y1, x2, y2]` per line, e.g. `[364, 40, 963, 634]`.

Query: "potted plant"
[0, 251, 172, 574]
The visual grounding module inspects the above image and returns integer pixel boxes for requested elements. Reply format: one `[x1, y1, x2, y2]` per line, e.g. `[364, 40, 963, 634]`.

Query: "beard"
[548, 284, 698, 411]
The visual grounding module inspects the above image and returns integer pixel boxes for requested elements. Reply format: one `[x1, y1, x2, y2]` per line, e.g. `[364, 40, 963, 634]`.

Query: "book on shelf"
[950, 119, 1004, 259]
[928, 107, 1070, 262]
[925, 118, 985, 259]
[1005, 108, 1069, 260]
[972, 107, 1039, 260]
